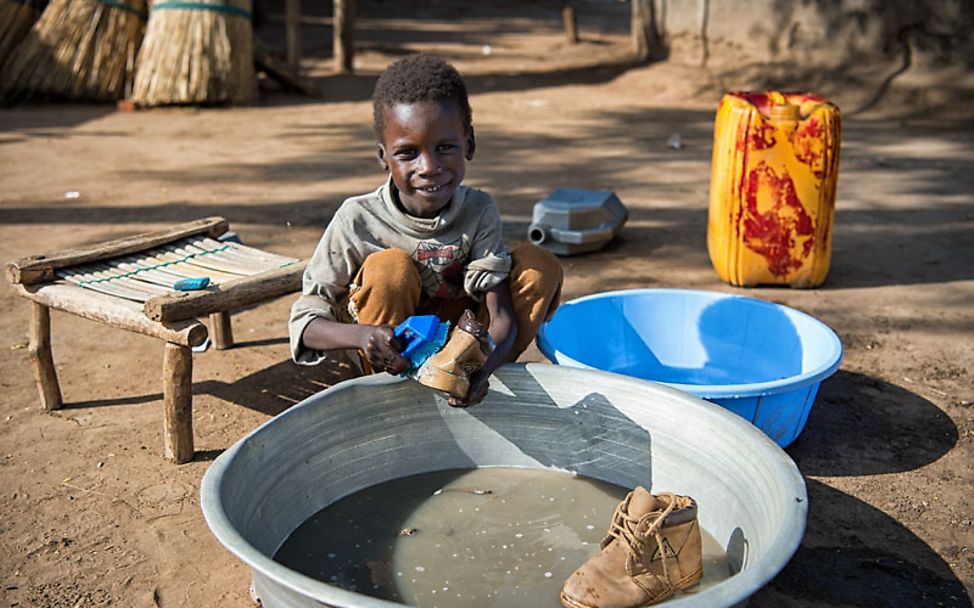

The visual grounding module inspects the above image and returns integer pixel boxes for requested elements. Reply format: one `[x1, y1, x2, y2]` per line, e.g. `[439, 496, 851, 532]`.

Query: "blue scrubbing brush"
[394, 315, 451, 375]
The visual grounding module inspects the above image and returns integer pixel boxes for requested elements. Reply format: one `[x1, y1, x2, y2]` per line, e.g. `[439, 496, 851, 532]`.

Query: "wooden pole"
[28, 302, 63, 411]
[163, 342, 194, 464]
[630, 0, 663, 62]
[563, 5, 578, 44]
[333, 0, 355, 74]
[285, 0, 301, 74]
[254, 37, 318, 96]
[210, 311, 234, 350]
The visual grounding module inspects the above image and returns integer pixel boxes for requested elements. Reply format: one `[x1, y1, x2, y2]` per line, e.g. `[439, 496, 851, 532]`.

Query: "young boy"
[288, 53, 562, 405]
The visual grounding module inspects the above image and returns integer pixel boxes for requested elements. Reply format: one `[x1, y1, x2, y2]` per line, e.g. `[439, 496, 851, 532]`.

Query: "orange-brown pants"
[349, 245, 563, 362]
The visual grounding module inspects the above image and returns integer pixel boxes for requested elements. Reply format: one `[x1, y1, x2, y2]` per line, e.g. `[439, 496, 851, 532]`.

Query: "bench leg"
[29, 302, 63, 411]
[209, 311, 234, 350]
[163, 342, 194, 463]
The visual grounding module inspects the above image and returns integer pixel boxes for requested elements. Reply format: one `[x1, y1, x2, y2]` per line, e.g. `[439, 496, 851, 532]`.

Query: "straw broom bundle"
[131, 0, 255, 106]
[0, 0, 47, 63]
[0, 0, 146, 103]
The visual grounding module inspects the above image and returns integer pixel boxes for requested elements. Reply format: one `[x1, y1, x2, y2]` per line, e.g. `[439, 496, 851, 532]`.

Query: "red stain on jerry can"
[708, 91, 841, 287]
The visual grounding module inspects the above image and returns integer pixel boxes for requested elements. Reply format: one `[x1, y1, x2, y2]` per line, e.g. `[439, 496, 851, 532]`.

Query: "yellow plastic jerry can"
[707, 91, 841, 287]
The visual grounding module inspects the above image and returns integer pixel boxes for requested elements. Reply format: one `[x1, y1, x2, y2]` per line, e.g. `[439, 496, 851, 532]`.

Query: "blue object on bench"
[173, 277, 211, 291]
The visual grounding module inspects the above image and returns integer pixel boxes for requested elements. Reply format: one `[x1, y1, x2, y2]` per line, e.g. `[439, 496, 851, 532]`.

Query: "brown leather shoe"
[560, 488, 702, 608]
[415, 310, 494, 399]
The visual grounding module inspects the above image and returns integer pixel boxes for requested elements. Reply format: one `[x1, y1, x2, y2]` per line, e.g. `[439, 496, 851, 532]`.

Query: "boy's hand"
[448, 370, 489, 408]
[362, 325, 408, 375]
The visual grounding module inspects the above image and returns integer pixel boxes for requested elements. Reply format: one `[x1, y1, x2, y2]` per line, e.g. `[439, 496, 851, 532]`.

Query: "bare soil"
[1, 1, 972, 606]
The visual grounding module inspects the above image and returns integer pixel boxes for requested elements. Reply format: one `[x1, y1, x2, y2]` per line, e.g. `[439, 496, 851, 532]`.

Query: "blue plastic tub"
[538, 289, 842, 447]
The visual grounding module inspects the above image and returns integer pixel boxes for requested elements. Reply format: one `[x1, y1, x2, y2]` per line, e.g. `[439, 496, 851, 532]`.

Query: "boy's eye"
[437, 143, 456, 153]
[394, 148, 417, 159]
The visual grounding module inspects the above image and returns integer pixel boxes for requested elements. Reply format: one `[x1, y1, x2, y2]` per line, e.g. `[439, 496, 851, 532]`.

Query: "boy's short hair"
[372, 53, 472, 139]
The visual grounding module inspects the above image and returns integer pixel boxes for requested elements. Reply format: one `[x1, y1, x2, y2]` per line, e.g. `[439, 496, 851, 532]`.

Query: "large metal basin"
[201, 363, 806, 607]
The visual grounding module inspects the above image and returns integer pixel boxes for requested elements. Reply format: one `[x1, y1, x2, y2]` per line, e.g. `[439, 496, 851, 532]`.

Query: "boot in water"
[560, 487, 702, 608]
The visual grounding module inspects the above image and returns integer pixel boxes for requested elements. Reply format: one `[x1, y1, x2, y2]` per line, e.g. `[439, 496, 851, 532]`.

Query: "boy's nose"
[417, 151, 442, 175]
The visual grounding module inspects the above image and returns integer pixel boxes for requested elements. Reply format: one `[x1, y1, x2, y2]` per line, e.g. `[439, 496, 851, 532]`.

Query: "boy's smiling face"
[377, 100, 474, 219]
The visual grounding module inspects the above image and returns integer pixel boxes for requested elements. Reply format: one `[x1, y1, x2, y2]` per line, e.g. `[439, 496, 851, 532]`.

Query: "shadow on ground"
[55, 344, 352, 417]
[0, 107, 120, 139]
[787, 370, 959, 476]
[3, 102, 970, 297]
[197, 356, 357, 417]
[751, 479, 972, 608]
[753, 370, 971, 606]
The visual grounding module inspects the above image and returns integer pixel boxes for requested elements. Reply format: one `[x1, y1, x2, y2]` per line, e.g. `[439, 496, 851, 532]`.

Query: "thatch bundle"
[131, 0, 255, 106]
[0, 0, 146, 103]
[0, 0, 46, 62]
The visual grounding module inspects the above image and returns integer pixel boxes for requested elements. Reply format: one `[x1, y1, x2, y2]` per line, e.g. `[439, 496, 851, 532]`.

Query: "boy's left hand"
[448, 370, 489, 408]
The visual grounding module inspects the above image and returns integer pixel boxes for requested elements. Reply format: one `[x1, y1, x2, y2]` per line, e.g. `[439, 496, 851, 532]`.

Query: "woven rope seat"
[6, 217, 307, 463]
[58, 235, 299, 302]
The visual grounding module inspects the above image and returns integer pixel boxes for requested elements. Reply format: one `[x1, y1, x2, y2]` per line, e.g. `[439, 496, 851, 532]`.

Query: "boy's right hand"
[362, 325, 409, 375]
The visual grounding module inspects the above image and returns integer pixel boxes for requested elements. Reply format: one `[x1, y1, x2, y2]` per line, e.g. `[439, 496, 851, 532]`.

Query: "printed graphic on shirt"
[413, 236, 470, 299]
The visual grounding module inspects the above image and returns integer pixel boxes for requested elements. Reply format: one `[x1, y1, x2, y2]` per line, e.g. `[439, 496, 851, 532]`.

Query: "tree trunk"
[334, 0, 355, 74]
[631, 0, 665, 62]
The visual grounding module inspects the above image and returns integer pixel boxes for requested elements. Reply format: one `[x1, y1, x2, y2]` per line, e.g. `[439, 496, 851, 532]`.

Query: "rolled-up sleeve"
[465, 253, 512, 298]
[463, 195, 511, 300]
[288, 295, 338, 365]
[288, 209, 362, 364]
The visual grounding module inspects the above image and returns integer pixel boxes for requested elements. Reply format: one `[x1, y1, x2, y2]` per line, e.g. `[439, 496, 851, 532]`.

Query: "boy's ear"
[376, 144, 389, 171]
[465, 127, 476, 161]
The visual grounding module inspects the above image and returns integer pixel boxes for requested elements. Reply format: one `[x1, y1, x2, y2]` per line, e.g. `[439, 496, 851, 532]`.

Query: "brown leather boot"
[560, 488, 702, 608]
[415, 310, 494, 399]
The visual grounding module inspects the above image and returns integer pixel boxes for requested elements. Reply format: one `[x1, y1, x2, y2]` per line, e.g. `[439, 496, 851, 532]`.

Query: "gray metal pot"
[201, 363, 806, 608]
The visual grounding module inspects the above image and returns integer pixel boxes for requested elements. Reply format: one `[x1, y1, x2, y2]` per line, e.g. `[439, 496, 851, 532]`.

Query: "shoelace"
[607, 491, 678, 585]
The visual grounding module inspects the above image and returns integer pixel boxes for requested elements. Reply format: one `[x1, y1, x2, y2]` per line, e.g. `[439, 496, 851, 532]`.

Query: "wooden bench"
[6, 217, 306, 463]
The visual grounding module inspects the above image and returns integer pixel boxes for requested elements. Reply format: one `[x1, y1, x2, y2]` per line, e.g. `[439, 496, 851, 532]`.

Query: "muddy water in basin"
[274, 467, 730, 607]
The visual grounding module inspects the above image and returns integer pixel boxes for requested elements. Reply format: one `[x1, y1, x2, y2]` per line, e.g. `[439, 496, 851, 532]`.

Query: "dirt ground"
[1, 1, 972, 606]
